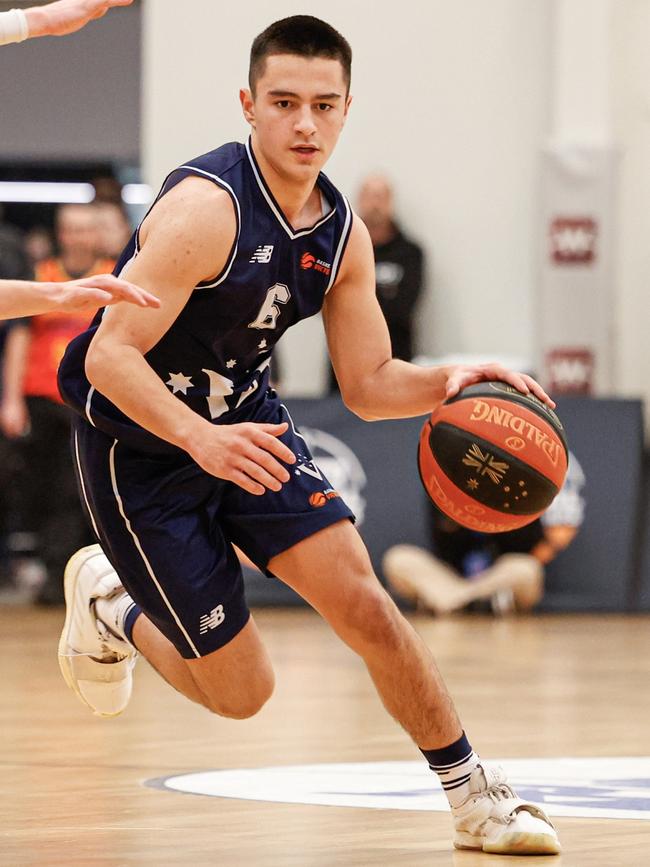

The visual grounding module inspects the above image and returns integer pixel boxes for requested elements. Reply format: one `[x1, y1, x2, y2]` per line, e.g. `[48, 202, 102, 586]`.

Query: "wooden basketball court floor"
[2, 606, 650, 866]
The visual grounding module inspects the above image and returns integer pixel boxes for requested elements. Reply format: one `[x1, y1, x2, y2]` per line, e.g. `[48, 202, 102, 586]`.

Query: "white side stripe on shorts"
[108, 440, 201, 658]
[73, 430, 100, 539]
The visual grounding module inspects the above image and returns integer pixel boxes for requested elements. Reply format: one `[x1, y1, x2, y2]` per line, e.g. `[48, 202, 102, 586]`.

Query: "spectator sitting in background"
[0, 203, 115, 604]
[383, 454, 585, 615]
[329, 173, 424, 391]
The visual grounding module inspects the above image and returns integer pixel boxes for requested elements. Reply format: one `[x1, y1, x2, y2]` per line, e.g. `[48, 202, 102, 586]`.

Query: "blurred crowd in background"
[0, 182, 131, 603]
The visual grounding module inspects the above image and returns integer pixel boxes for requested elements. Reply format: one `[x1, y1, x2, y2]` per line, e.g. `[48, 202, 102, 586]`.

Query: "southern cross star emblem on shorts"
[258, 339, 267, 350]
[226, 359, 236, 369]
[166, 372, 194, 395]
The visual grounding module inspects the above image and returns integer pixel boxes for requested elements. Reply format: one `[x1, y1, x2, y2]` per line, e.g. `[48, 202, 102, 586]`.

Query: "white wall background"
[611, 1, 650, 415]
[143, 0, 552, 394]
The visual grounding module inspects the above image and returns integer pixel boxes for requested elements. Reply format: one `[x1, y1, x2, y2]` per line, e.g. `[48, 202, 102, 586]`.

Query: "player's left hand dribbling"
[444, 363, 555, 408]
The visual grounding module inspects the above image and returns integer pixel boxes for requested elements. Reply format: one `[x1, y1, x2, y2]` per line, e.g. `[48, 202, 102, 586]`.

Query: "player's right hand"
[52, 275, 160, 312]
[189, 421, 296, 495]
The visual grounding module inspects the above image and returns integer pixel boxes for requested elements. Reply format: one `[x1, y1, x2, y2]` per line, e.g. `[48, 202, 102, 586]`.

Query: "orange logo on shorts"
[309, 489, 340, 508]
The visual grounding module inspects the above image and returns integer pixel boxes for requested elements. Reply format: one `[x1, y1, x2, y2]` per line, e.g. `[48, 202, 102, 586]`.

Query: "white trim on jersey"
[280, 403, 308, 445]
[73, 430, 101, 539]
[85, 247, 139, 428]
[325, 197, 353, 294]
[245, 139, 336, 240]
[108, 440, 201, 658]
[176, 165, 242, 289]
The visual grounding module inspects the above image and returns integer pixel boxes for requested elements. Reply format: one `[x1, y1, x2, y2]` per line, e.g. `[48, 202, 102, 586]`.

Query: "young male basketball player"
[57, 16, 560, 856]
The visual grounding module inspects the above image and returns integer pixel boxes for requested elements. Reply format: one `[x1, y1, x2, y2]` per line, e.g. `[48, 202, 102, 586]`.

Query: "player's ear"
[342, 94, 353, 126]
[240, 89, 256, 127]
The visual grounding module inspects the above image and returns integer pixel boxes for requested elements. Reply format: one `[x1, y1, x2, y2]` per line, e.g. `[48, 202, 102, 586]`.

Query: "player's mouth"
[291, 145, 320, 160]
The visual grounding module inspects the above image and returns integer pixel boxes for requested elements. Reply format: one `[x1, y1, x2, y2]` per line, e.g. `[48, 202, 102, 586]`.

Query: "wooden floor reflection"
[2, 607, 650, 866]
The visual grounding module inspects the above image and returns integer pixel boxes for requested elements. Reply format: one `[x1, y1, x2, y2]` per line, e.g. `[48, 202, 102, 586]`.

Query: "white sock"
[95, 589, 137, 645]
[430, 749, 482, 808]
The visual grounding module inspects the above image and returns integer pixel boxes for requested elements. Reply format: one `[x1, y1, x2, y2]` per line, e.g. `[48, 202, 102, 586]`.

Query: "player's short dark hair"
[249, 15, 352, 95]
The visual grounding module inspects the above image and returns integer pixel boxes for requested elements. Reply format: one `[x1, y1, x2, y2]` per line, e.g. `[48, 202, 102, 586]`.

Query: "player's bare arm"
[324, 215, 553, 420]
[0, 0, 132, 44]
[0, 275, 159, 320]
[85, 177, 295, 495]
[25, 0, 132, 38]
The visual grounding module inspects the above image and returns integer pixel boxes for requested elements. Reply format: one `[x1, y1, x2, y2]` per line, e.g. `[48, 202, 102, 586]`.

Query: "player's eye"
[276, 100, 291, 109]
[317, 103, 333, 112]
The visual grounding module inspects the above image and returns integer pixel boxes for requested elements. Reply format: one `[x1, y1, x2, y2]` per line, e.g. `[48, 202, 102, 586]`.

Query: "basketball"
[418, 381, 568, 532]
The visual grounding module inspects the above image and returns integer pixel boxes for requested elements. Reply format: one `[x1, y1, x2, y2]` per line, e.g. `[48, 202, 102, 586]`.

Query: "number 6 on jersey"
[248, 283, 291, 330]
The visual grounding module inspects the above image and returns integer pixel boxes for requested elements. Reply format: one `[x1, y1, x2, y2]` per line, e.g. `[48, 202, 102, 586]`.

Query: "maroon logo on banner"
[545, 348, 594, 395]
[549, 217, 598, 264]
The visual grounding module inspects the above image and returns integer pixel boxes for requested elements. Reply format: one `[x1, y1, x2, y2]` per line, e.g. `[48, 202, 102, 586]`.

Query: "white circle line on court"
[145, 757, 650, 820]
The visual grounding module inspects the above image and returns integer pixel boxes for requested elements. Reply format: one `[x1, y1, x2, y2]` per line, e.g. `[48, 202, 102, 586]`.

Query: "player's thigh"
[269, 520, 404, 652]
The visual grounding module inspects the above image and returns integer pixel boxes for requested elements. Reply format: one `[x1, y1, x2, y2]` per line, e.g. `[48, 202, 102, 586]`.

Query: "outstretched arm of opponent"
[85, 177, 295, 495]
[0, 275, 159, 320]
[323, 216, 553, 422]
[0, 0, 132, 44]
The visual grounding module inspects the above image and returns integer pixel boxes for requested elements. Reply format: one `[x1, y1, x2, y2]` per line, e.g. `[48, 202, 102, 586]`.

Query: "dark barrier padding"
[243, 396, 644, 612]
[541, 398, 644, 611]
[636, 450, 650, 610]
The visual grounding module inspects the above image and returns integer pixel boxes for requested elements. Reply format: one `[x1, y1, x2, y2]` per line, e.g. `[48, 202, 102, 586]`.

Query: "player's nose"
[294, 106, 317, 136]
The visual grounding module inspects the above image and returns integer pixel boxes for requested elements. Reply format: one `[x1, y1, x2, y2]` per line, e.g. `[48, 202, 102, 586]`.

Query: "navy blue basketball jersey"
[58, 139, 353, 452]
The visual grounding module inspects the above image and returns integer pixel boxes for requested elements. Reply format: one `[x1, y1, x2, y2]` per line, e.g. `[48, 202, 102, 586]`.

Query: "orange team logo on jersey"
[300, 252, 331, 276]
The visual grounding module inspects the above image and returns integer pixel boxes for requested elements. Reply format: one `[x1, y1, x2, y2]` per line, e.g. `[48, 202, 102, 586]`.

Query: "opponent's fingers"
[90, 275, 160, 308]
[74, 288, 114, 307]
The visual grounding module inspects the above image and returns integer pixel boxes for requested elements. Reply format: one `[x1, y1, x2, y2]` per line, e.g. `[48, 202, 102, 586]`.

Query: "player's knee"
[337, 580, 404, 652]
[203, 668, 275, 719]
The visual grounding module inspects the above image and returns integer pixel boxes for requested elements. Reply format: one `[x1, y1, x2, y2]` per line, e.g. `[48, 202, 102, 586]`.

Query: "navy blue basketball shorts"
[71, 396, 354, 659]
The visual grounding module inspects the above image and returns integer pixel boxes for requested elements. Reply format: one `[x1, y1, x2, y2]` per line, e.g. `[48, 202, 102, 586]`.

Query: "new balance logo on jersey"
[250, 245, 274, 264]
[199, 605, 225, 634]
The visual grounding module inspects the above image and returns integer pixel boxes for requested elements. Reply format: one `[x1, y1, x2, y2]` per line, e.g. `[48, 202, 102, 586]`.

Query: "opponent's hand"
[26, 0, 133, 38]
[51, 275, 160, 312]
[189, 421, 296, 495]
[444, 362, 555, 408]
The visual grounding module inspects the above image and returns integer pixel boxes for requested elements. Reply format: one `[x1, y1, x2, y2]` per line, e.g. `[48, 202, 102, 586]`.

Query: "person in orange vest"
[0, 203, 117, 602]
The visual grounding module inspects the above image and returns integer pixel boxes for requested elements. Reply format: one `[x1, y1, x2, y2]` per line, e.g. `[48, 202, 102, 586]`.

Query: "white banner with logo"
[537, 145, 618, 394]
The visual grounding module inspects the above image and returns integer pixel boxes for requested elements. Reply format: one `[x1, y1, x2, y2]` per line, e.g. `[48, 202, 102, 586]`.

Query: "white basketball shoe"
[58, 545, 138, 717]
[452, 762, 560, 855]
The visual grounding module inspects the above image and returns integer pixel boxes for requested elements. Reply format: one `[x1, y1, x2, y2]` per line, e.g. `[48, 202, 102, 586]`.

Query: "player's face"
[241, 54, 352, 182]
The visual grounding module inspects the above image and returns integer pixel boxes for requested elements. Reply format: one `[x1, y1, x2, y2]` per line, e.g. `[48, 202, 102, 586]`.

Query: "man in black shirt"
[357, 173, 424, 362]
[328, 173, 424, 391]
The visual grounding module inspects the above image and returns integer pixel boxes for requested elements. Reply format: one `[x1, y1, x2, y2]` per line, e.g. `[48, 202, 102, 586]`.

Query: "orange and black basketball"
[417, 381, 568, 533]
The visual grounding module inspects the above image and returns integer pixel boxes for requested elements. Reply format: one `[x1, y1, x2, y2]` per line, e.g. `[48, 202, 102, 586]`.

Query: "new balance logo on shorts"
[199, 605, 225, 634]
[250, 245, 274, 264]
